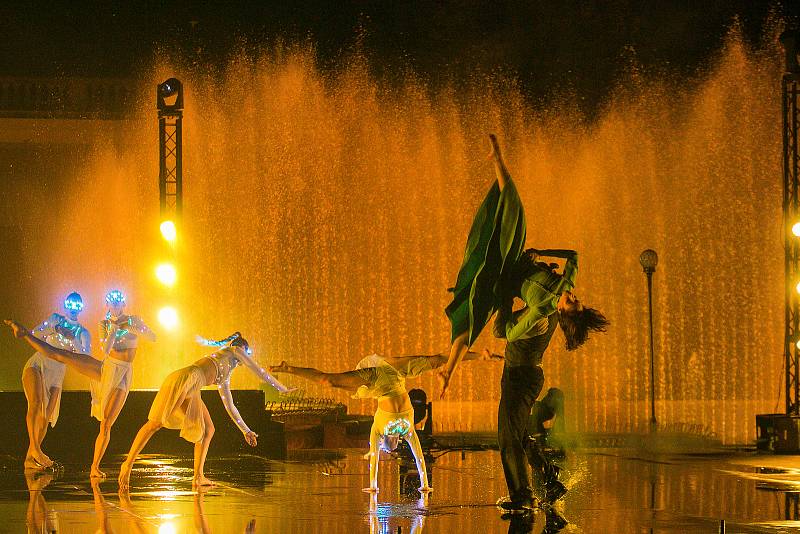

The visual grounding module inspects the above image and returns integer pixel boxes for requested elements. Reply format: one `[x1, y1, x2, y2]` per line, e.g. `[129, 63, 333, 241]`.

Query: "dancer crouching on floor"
[117, 332, 293, 489]
[271, 349, 501, 494]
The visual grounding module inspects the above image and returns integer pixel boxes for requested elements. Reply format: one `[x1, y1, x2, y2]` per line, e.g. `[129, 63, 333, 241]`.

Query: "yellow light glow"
[158, 306, 179, 330]
[158, 523, 177, 534]
[793, 222, 800, 237]
[156, 263, 177, 287]
[160, 220, 177, 242]
[796, 339, 800, 350]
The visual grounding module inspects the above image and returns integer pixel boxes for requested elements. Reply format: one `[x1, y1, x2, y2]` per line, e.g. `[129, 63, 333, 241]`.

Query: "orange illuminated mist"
[22, 28, 784, 444]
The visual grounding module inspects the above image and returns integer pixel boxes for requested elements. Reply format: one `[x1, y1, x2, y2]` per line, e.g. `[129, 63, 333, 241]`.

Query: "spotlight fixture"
[157, 78, 183, 112]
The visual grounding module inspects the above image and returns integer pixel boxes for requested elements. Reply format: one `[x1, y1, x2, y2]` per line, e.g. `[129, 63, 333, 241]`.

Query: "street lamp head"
[639, 249, 658, 273]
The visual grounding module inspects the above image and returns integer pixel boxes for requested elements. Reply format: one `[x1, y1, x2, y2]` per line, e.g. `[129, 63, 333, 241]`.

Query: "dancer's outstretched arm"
[218, 379, 258, 446]
[5, 320, 101, 380]
[384, 349, 502, 376]
[363, 424, 381, 493]
[405, 430, 432, 493]
[129, 316, 157, 343]
[234, 348, 294, 393]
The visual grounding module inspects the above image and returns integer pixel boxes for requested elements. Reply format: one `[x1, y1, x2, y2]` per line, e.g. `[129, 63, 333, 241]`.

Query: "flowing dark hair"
[558, 307, 609, 351]
[493, 249, 542, 339]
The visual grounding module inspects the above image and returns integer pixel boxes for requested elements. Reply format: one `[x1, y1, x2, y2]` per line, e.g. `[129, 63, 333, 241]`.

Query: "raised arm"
[489, 134, 511, 190]
[129, 316, 157, 343]
[78, 328, 92, 355]
[235, 349, 294, 393]
[505, 305, 552, 343]
[100, 320, 118, 355]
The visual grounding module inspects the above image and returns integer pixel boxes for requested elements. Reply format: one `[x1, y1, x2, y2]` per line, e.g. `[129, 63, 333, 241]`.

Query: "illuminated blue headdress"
[105, 290, 126, 306]
[63, 292, 84, 312]
[196, 331, 252, 355]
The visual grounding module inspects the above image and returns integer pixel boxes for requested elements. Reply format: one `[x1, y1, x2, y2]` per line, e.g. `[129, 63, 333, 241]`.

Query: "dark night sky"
[0, 1, 796, 113]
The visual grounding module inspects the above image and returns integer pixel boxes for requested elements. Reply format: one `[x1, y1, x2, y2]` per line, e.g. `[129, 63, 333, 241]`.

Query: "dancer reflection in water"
[117, 332, 293, 489]
[438, 135, 608, 512]
[272, 349, 501, 494]
[21, 292, 91, 470]
[89, 290, 156, 478]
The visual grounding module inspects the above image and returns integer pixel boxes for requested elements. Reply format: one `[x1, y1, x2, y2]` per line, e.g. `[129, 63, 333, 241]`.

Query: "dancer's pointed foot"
[270, 361, 290, 373]
[25, 452, 54, 470]
[4, 319, 28, 338]
[192, 475, 216, 488]
[437, 368, 452, 400]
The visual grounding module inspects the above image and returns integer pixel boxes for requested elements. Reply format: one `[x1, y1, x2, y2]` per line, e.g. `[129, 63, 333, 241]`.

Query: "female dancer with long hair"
[21, 292, 91, 470]
[271, 349, 500, 494]
[438, 134, 608, 512]
[117, 332, 292, 489]
[89, 289, 155, 477]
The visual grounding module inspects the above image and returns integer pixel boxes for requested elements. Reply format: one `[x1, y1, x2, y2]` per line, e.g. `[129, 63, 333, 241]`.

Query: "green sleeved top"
[505, 250, 578, 342]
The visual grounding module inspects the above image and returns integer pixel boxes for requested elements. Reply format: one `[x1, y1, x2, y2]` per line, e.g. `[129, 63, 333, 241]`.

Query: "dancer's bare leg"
[5, 320, 101, 380]
[22, 368, 53, 469]
[437, 331, 469, 399]
[270, 362, 369, 392]
[91, 388, 128, 478]
[118, 419, 162, 489]
[193, 401, 216, 488]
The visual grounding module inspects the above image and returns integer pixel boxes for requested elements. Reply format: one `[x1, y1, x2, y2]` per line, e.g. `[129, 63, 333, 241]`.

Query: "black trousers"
[498, 364, 550, 502]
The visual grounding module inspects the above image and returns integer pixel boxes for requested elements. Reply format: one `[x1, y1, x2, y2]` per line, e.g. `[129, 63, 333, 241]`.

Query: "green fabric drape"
[445, 178, 526, 345]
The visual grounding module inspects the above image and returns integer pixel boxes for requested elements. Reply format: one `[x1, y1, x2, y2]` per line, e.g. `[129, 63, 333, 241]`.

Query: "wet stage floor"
[3, 447, 800, 533]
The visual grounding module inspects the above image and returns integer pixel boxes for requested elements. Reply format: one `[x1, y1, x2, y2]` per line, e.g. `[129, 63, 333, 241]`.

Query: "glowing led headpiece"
[63, 292, 84, 312]
[105, 290, 126, 306]
[196, 332, 252, 355]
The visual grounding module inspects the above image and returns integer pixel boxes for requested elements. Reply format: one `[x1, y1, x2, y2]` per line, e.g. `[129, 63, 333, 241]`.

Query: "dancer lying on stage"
[271, 349, 501, 494]
[89, 290, 155, 477]
[116, 332, 293, 489]
[20, 292, 91, 470]
[439, 134, 608, 512]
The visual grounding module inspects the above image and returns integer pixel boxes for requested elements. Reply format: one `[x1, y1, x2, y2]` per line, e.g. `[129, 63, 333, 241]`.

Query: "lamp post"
[639, 249, 659, 432]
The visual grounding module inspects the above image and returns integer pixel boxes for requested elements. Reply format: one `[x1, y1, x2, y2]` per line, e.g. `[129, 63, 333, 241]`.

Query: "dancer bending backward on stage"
[439, 134, 608, 511]
[117, 332, 293, 489]
[89, 289, 155, 478]
[20, 292, 91, 470]
[271, 349, 500, 494]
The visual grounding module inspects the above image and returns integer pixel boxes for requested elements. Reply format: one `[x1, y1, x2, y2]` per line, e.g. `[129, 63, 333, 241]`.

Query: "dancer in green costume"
[438, 134, 525, 397]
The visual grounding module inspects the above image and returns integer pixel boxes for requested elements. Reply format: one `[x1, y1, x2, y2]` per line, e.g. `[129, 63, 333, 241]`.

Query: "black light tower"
[157, 78, 184, 220]
[639, 249, 658, 432]
[756, 30, 800, 453]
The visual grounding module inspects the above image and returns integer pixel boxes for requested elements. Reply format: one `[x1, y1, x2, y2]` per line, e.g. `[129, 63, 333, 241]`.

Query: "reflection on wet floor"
[3, 449, 800, 533]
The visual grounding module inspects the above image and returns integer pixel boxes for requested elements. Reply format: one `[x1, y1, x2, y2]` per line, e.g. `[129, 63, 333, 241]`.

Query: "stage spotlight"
[793, 222, 800, 237]
[160, 220, 177, 242]
[157, 78, 183, 112]
[156, 263, 177, 287]
[158, 306, 179, 330]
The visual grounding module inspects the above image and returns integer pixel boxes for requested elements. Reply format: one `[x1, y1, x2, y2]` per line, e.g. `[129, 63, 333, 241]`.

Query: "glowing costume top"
[34, 313, 91, 354]
[351, 355, 433, 401]
[203, 346, 293, 435]
[505, 250, 578, 342]
[100, 314, 156, 353]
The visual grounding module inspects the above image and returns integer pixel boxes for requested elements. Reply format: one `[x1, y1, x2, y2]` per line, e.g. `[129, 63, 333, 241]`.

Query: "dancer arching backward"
[20, 292, 91, 470]
[117, 333, 293, 489]
[89, 290, 155, 478]
[438, 134, 608, 512]
[271, 349, 501, 494]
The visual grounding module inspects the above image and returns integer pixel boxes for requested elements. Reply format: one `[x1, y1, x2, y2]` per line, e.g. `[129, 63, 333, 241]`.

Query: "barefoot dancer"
[88, 290, 155, 478]
[21, 292, 91, 470]
[117, 333, 292, 489]
[271, 349, 500, 494]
